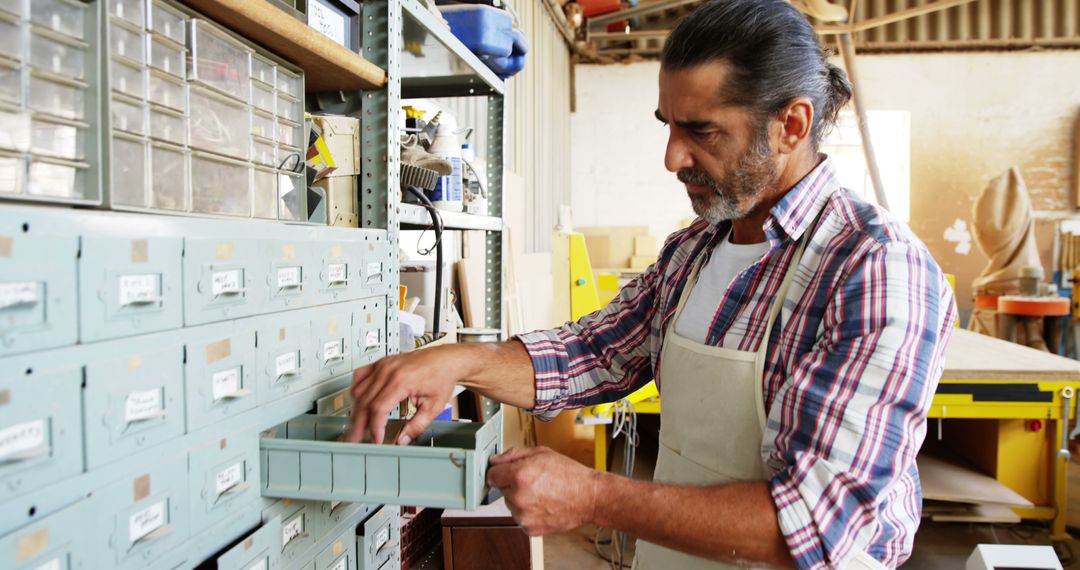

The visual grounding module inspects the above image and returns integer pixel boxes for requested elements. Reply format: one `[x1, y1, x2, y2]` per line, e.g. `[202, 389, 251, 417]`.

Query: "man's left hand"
[486, 446, 602, 536]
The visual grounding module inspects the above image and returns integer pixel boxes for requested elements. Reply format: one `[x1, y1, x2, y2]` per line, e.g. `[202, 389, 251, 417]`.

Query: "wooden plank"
[943, 328, 1080, 381]
[931, 503, 1021, 524]
[919, 454, 1034, 507]
[181, 0, 387, 92]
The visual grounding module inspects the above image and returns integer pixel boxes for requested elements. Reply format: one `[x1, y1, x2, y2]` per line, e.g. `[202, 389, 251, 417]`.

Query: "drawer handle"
[124, 409, 168, 428]
[214, 480, 252, 504]
[324, 355, 347, 364]
[214, 289, 246, 297]
[129, 523, 175, 551]
[0, 444, 50, 464]
[276, 369, 301, 380]
[277, 282, 304, 291]
[219, 389, 253, 400]
[0, 297, 38, 310]
[375, 538, 399, 557]
[123, 296, 162, 306]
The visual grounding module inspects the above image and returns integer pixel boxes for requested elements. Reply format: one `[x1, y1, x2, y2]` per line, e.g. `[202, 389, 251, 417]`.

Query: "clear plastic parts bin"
[110, 58, 145, 99]
[189, 19, 251, 102]
[27, 158, 88, 200]
[149, 106, 186, 145]
[191, 151, 251, 216]
[110, 134, 147, 206]
[108, 20, 145, 65]
[149, 1, 187, 45]
[29, 73, 86, 121]
[149, 71, 185, 111]
[30, 0, 86, 40]
[149, 36, 185, 78]
[189, 86, 250, 159]
[32, 117, 85, 160]
[111, 94, 146, 135]
[150, 143, 188, 211]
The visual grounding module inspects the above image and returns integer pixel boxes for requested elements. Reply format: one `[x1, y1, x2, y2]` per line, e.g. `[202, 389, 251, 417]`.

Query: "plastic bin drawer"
[356, 506, 400, 570]
[149, 143, 188, 211]
[0, 17, 18, 61]
[109, 20, 146, 64]
[111, 58, 145, 99]
[109, 0, 144, 28]
[255, 312, 314, 405]
[78, 235, 184, 342]
[189, 430, 260, 530]
[30, 0, 86, 40]
[252, 110, 275, 140]
[252, 81, 274, 114]
[189, 19, 251, 102]
[277, 94, 302, 124]
[252, 138, 276, 169]
[90, 453, 190, 570]
[110, 133, 148, 207]
[191, 151, 251, 217]
[276, 67, 301, 99]
[83, 337, 185, 468]
[0, 499, 93, 570]
[111, 95, 147, 135]
[259, 411, 503, 510]
[190, 86, 249, 159]
[0, 154, 23, 197]
[150, 36, 185, 78]
[150, 1, 187, 45]
[149, 70, 186, 111]
[0, 209, 79, 355]
[27, 158, 89, 201]
[31, 116, 85, 160]
[252, 54, 276, 87]
[31, 30, 88, 80]
[0, 61, 19, 104]
[0, 357, 81, 503]
[183, 327, 258, 430]
[28, 74, 85, 121]
[212, 516, 282, 570]
[149, 106, 186, 145]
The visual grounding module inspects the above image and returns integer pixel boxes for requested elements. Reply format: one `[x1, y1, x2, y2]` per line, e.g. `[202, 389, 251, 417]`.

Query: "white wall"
[571, 52, 1080, 313]
[570, 62, 693, 240]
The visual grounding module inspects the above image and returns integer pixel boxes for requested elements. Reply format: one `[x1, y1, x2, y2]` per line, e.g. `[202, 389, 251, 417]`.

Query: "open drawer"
[260, 411, 503, 511]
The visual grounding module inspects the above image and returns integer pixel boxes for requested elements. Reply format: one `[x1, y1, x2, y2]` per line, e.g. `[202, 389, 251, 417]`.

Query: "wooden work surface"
[942, 328, 1080, 381]
[181, 0, 387, 92]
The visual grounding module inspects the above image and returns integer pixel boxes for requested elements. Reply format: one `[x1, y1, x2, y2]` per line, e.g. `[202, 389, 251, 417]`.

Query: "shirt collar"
[762, 155, 839, 246]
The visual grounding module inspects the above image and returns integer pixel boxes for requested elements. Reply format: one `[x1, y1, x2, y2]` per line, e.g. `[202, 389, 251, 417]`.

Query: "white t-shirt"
[674, 235, 770, 344]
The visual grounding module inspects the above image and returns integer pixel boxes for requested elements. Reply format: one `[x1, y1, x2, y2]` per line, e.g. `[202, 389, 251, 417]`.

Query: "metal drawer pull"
[129, 523, 175, 550]
[214, 480, 252, 504]
[0, 444, 50, 464]
[220, 389, 253, 400]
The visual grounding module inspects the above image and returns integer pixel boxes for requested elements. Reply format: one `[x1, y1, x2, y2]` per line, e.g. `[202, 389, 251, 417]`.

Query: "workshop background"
[4, 0, 1080, 569]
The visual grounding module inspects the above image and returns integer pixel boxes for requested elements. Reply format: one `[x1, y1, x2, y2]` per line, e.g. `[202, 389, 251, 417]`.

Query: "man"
[349, 0, 956, 567]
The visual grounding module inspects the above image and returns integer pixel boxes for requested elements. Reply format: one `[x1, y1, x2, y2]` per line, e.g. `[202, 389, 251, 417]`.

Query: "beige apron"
[632, 224, 888, 570]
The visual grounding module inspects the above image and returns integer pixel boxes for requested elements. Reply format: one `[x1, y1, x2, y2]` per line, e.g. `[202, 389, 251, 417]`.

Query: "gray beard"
[679, 137, 777, 225]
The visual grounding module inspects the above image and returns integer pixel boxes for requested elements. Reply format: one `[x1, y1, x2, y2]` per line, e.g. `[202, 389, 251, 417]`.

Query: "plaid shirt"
[518, 158, 957, 569]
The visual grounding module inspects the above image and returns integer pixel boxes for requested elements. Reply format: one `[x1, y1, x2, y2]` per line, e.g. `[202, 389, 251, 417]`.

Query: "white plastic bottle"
[428, 115, 463, 212]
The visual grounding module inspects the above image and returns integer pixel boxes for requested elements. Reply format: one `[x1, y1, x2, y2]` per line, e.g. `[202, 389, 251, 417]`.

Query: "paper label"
[275, 352, 298, 377]
[215, 461, 244, 494]
[0, 419, 46, 461]
[246, 558, 267, 570]
[128, 501, 166, 543]
[282, 515, 303, 546]
[328, 263, 347, 285]
[309, 0, 347, 47]
[125, 389, 162, 422]
[365, 330, 380, 348]
[330, 557, 347, 570]
[375, 526, 389, 551]
[0, 282, 38, 310]
[277, 266, 301, 288]
[118, 274, 158, 306]
[323, 340, 342, 362]
[211, 368, 240, 401]
[366, 262, 382, 278]
[33, 558, 61, 570]
[211, 269, 242, 295]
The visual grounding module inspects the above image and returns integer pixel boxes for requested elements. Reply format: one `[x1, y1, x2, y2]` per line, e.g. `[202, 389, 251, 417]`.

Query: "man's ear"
[775, 97, 814, 155]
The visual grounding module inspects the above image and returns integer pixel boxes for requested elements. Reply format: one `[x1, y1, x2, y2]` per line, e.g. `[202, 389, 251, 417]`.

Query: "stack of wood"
[1059, 229, 1080, 280]
[919, 454, 1033, 523]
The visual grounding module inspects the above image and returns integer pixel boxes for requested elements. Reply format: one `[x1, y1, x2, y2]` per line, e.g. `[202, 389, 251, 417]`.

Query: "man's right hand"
[347, 345, 476, 445]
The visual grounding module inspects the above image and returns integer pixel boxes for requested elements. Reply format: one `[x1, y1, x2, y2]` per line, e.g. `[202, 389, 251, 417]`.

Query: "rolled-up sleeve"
[517, 258, 663, 420]
[768, 240, 956, 569]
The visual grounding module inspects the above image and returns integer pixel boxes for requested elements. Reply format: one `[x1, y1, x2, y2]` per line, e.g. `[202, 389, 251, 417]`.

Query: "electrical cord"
[405, 186, 444, 339]
[593, 399, 638, 570]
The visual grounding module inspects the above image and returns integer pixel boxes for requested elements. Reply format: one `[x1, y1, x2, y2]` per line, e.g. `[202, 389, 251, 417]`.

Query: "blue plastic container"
[441, 4, 514, 58]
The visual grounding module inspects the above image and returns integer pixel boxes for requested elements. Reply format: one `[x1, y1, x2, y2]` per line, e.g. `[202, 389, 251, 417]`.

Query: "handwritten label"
[246, 558, 267, 570]
[375, 526, 389, 552]
[0, 419, 45, 461]
[277, 266, 301, 288]
[327, 263, 347, 285]
[330, 557, 347, 570]
[215, 461, 244, 494]
[125, 389, 162, 422]
[365, 330, 380, 348]
[309, 0, 347, 47]
[275, 352, 299, 377]
[323, 340, 342, 363]
[211, 368, 240, 401]
[282, 514, 304, 546]
[366, 262, 382, 278]
[0, 282, 38, 309]
[118, 274, 158, 306]
[128, 501, 166, 543]
[211, 269, 242, 295]
[33, 558, 61, 570]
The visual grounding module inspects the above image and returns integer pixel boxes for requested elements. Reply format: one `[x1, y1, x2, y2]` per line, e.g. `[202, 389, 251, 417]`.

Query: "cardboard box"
[580, 226, 649, 269]
[311, 115, 360, 177]
[314, 176, 358, 227]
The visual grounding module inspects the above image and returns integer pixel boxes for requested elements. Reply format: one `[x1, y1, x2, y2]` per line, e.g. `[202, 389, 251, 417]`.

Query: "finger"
[489, 446, 541, 465]
[487, 463, 515, 489]
[351, 359, 393, 402]
[367, 391, 406, 444]
[396, 399, 442, 446]
[352, 362, 400, 413]
[346, 407, 369, 443]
